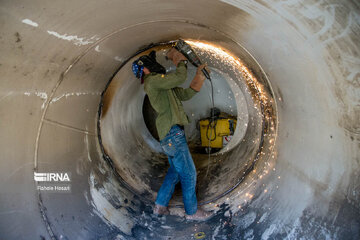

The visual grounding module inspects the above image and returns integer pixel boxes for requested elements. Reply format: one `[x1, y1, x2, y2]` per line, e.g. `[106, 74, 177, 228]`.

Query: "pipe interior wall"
[0, 0, 359, 239]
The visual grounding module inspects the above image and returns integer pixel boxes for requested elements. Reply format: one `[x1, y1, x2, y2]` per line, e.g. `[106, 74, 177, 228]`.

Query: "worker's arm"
[173, 64, 207, 100]
[189, 64, 207, 91]
[148, 62, 188, 90]
[173, 87, 198, 101]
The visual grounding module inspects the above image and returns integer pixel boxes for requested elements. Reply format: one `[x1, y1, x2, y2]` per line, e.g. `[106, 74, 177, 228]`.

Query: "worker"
[132, 48, 213, 221]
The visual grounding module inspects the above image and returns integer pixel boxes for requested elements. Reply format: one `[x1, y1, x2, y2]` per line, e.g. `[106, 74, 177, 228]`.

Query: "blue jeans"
[155, 125, 198, 215]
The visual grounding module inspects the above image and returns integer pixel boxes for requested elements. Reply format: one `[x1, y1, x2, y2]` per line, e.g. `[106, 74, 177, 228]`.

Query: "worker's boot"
[185, 208, 213, 221]
[153, 204, 170, 216]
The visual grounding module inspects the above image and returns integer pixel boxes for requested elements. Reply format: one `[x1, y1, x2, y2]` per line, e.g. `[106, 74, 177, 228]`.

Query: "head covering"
[132, 62, 144, 82]
[132, 51, 166, 84]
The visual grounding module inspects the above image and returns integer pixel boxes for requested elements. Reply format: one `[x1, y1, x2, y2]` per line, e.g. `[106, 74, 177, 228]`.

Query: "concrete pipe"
[0, 0, 359, 239]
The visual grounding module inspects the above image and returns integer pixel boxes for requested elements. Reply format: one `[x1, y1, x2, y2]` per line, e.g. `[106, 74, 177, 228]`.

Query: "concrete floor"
[0, 0, 359, 239]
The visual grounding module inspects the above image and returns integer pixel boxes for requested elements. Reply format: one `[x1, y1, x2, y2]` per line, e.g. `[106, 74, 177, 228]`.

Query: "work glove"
[190, 64, 209, 92]
[166, 48, 187, 66]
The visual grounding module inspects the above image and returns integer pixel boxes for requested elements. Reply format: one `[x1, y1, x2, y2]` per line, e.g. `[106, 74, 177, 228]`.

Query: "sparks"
[186, 40, 269, 103]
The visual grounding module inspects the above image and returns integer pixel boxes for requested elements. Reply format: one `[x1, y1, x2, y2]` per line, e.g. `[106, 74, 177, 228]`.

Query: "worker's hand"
[190, 64, 208, 91]
[166, 48, 187, 66]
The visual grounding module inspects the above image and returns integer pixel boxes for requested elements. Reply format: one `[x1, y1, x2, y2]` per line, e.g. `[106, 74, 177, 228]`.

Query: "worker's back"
[143, 64, 197, 140]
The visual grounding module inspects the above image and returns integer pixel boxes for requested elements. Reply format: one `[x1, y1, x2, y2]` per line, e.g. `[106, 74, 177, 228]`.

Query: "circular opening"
[98, 38, 276, 207]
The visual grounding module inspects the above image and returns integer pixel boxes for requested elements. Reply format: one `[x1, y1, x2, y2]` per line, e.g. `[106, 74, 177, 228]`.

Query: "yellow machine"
[199, 114, 237, 149]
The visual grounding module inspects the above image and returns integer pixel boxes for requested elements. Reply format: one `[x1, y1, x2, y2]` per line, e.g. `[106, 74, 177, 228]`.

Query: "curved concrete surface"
[0, 0, 359, 239]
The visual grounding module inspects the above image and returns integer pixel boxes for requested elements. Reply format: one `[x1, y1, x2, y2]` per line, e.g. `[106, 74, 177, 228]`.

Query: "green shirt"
[144, 62, 198, 140]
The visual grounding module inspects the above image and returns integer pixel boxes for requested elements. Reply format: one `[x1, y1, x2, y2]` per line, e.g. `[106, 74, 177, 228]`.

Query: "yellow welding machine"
[199, 117, 237, 148]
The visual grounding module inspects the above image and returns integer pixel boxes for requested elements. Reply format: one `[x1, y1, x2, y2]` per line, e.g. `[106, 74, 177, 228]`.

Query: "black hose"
[205, 76, 215, 177]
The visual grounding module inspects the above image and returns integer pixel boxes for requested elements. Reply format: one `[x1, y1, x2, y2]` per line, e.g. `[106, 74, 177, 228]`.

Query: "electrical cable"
[205, 76, 215, 178]
[205, 80, 217, 142]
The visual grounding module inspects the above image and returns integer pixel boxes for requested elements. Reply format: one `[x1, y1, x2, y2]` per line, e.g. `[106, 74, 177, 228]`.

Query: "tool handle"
[202, 68, 211, 80]
[189, 56, 211, 80]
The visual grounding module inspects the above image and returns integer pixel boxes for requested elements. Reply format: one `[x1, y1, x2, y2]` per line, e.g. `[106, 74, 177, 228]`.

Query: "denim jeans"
[155, 125, 198, 215]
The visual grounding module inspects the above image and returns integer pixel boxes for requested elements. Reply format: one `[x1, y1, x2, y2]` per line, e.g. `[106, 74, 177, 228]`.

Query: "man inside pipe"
[132, 48, 213, 221]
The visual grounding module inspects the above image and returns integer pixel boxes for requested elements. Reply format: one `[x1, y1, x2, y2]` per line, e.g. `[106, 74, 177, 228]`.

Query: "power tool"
[173, 39, 211, 80]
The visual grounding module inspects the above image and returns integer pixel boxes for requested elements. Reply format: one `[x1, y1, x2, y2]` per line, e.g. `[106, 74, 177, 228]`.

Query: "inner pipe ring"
[97, 36, 277, 208]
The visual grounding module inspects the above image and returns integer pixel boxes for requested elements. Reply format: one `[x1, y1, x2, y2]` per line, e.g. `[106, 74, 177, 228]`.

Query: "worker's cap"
[132, 51, 166, 84]
[132, 61, 144, 83]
